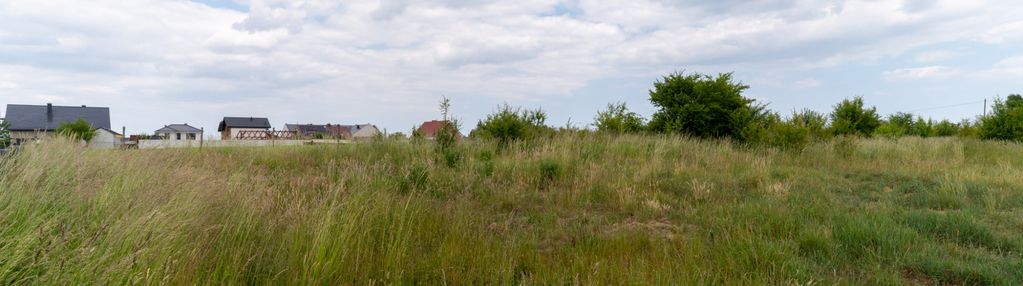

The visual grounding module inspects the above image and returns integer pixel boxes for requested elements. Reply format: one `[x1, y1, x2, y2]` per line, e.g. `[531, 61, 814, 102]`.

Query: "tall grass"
[1, 136, 1022, 284]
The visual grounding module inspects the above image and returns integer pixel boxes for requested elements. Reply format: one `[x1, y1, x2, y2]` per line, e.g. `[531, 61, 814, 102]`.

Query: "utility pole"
[983, 98, 987, 117]
[200, 127, 204, 150]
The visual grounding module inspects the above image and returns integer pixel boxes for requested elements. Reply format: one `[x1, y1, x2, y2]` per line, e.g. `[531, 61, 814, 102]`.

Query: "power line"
[904, 100, 986, 113]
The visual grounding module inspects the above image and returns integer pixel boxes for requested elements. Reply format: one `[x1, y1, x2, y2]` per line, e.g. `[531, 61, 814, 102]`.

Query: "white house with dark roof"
[155, 124, 202, 141]
[4, 103, 115, 147]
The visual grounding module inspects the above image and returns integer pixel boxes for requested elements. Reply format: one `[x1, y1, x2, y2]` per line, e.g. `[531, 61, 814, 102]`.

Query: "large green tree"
[980, 94, 1023, 141]
[647, 71, 766, 141]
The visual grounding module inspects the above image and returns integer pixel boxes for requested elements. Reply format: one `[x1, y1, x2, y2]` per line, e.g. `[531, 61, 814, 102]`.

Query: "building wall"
[10, 131, 51, 146]
[88, 129, 120, 149]
[160, 132, 201, 141]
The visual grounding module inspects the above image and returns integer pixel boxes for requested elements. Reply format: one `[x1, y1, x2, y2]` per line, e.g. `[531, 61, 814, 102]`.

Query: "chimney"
[46, 103, 53, 121]
[81, 105, 86, 107]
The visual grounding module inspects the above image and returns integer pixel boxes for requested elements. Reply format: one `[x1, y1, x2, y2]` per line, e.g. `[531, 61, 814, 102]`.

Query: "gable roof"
[218, 117, 271, 131]
[156, 124, 202, 133]
[4, 104, 111, 131]
[325, 124, 352, 138]
[418, 120, 461, 138]
[285, 124, 328, 135]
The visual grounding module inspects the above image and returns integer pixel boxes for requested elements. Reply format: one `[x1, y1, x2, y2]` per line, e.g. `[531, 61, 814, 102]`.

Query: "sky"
[1, 0, 1021, 136]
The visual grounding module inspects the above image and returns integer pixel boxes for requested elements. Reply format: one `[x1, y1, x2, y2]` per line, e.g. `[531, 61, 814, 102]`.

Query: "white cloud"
[883, 66, 958, 80]
[915, 50, 957, 63]
[0, 0, 1021, 134]
[794, 78, 822, 88]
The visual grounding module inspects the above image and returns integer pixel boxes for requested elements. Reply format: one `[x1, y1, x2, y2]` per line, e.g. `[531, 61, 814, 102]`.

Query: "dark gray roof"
[285, 124, 328, 135]
[156, 124, 202, 133]
[218, 117, 271, 131]
[4, 104, 111, 131]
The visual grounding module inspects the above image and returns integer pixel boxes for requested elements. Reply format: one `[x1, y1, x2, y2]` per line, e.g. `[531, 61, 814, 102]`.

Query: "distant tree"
[933, 120, 958, 137]
[647, 71, 767, 141]
[435, 96, 461, 150]
[789, 109, 828, 139]
[472, 104, 551, 146]
[56, 119, 96, 142]
[594, 102, 645, 133]
[911, 117, 934, 137]
[0, 119, 10, 148]
[389, 132, 407, 140]
[980, 94, 1023, 141]
[829, 97, 880, 137]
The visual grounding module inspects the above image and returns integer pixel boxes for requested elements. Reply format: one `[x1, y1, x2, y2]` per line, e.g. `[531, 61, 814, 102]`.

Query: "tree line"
[466, 71, 1022, 149]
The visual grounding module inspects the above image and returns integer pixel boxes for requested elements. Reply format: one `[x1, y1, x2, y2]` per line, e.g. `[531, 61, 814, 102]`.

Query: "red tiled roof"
[418, 120, 462, 138]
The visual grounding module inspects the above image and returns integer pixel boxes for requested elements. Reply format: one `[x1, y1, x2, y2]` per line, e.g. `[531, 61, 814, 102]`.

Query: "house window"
[176, 133, 181, 140]
[187, 133, 197, 140]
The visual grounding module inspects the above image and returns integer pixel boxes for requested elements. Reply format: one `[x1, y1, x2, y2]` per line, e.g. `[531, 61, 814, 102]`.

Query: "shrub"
[957, 119, 980, 138]
[539, 159, 561, 185]
[933, 120, 958, 137]
[471, 104, 552, 146]
[594, 102, 645, 133]
[763, 116, 812, 150]
[478, 150, 495, 177]
[789, 109, 828, 139]
[398, 164, 429, 193]
[829, 97, 880, 137]
[55, 118, 96, 142]
[647, 71, 768, 141]
[435, 97, 461, 151]
[980, 94, 1023, 141]
[911, 117, 934, 137]
[754, 110, 828, 150]
[440, 147, 462, 168]
[0, 119, 10, 148]
[877, 112, 914, 138]
[833, 135, 857, 158]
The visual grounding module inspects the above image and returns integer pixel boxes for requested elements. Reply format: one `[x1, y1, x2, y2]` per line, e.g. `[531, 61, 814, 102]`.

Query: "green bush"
[0, 119, 10, 148]
[55, 118, 96, 142]
[594, 102, 645, 133]
[539, 159, 561, 185]
[440, 148, 463, 168]
[646, 71, 768, 141]
[471, 104, 552, 146]
[829, 97, 880, 137]
[763, 118, 812, 150]
[877, 112, 914, 138]
[910, 117, 934, 137]
[789, 109, 828, 139]
[957, 119, 980, 138]
[933, 120, 958, 137]
[980, 94, 1023, 141]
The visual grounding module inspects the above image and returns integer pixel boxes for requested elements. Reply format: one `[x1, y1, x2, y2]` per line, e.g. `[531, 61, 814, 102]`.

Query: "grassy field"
[1, 136, 1022, 285]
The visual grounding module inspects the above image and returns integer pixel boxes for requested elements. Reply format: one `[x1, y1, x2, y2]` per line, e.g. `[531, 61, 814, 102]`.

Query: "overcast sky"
[1, 0, 1021, 136]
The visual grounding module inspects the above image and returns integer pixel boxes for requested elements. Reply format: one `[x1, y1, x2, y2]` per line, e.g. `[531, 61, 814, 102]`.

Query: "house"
[307, 123, 380, 140]
[155, 124, 202, 141]
[325, 124, 352, 139]
[417, 120, 462, 140]
[284, 124, 329, 138]
[90, 127, 124, 149]
[4, 103, 112, 146]
[218, 117, 271, 140]
[348, 124, 381, 139]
